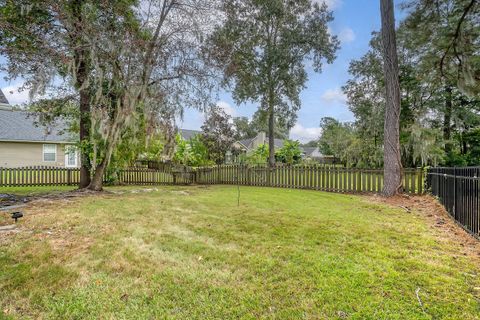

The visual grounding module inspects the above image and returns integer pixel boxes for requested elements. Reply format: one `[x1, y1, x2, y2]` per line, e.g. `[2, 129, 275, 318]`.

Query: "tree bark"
[78, 73, 91, 188]
[380, 0, 403, 196]
[87, 97, 124, 191]
[71, 0, 91, 189]
[443, 85, 453, 154]
[268, 89, 275, 167]
[88, 159, 107, 191]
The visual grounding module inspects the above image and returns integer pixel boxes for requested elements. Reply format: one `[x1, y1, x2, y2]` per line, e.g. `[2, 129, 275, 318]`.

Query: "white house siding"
[0, 141, 79, 168]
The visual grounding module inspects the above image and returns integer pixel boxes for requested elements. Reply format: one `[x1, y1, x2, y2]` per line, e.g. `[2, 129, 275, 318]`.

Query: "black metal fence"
[426, 167, 480, 238]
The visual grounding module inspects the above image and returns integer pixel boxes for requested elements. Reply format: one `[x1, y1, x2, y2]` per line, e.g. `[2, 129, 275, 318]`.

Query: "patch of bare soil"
[368, 193, 480, 259]
[171, 190, 190, 196]
[0, 196, 95, 261]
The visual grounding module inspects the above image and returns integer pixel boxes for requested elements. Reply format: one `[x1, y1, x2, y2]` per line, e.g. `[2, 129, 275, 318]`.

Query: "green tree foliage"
[232, 117, 257, 141]
[402, 0, 480, 96]
[244, 144, 269, 165]
[275, 140, 302, 164]
[318, 117, 370, 167]
[340, 20, 480, 168]
[211, 0, 339, 166]
[244, 140, 302, 165]
[302, 140, 319, 148]
[232, 112, 289, 141]
[201, 106, 235, 164]
[173, 134, 212, 168]
[0, 0, 218, 190]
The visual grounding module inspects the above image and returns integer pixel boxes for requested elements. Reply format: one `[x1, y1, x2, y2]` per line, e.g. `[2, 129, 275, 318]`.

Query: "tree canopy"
[211, 0, 339, 166]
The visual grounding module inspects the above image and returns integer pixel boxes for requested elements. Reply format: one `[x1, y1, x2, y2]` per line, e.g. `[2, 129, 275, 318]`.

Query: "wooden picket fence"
[0, 164, 424, 194]
[0, 166, 194, 187]
[196, 164, 425, 194]
[0, 166, 81, 187]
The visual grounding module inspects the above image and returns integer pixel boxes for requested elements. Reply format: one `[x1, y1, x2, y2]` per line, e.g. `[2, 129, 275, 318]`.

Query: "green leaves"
[275, 140, 302, 164]
[173, 134, 213, 167]
[210, 0, 338, 164]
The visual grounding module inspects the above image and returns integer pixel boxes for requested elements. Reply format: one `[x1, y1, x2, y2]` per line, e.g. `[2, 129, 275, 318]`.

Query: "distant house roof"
[179, 129, 201, 140]
[300, 146, 327, 159]
[238, 138, 253, 148]
[301, 147, 317, 157]
[0, 89, 8, 105]
[273, 139, 284, 148]
[0, 109, 75, 143]
[237, 136, 284, 150]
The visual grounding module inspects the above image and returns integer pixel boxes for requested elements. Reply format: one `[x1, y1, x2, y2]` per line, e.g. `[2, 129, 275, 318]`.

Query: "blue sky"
[0, 0, 405, 143]
[179, 0, 406, 142]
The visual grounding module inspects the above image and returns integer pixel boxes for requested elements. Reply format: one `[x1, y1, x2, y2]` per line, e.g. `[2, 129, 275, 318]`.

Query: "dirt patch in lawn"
[368, 193, 480, 259]
[0, 196, 95, 265]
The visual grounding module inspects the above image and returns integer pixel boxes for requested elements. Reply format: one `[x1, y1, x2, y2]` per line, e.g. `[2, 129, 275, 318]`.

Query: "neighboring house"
[0, 89, 80, 168]
[232, 131, 333, 163]
[233, 132, 284, 152]
[178, 129, 201, 141]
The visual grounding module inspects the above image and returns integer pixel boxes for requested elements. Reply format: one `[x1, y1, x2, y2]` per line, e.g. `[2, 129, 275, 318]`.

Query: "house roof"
[238, 138, 253, 148]
[301, 147, 317, 156]
[179, 129, 201, 140]
[0, 109, 75, 143]
[237, 137, 284, 149]
[273, 139, 284, 148]
[0, 89, 8, 105]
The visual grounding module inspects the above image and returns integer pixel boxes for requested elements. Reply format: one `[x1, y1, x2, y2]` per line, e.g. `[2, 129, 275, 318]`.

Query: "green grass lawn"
[0, 186, 479, 319]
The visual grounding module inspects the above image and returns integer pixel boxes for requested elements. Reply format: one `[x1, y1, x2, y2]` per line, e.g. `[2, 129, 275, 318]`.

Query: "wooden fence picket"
[0, 164, 424, 194]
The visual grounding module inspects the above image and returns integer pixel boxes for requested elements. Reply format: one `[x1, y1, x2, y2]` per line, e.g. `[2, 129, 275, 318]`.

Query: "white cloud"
[1, 83, 30, 105]
[338, 27, 355, 44]
[313, 0, 342, 10]
[216, 100, 236, 117]
[290, 123, 322, 143]
[321, 88, 347, 105]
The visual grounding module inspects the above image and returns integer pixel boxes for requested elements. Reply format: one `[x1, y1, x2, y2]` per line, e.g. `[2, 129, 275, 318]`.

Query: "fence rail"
[0, 165, 424, 195]
[0, 166, 194, 187]
[426, 167, 479, 238]
[196, 164, 424, 194]
[0, 166, 81, 187]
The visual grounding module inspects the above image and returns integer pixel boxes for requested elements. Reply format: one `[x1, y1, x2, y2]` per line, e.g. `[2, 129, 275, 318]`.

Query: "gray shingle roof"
[273, 139, 284, 148]
[300, 146, 325, 158]
[236, 137, 284, 150]
[239, 138, 253, 148]
[0, 89, 9, 105]
[0, 109, 75, 142]
[301, 147, 317, 156]
[179, 128, 201, 140]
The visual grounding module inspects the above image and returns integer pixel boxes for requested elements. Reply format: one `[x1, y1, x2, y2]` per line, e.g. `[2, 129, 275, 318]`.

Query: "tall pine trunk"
[71, 0, 91, 189]
[380, 0, 403, 196]
[267, 89, 275, 167]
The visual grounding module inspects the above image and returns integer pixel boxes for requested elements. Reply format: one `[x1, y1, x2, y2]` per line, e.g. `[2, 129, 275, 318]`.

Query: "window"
[43, 144, 57, 162]
[65, 146, 78, 168]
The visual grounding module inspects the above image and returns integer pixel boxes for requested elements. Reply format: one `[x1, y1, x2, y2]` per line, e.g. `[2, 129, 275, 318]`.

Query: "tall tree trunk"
[78, 76, 91, 188]
[89, 159, 107, 191]
[443, 85, 453, 154]
[87, 101, 124, 191]
[267, 89, 275, 167]
[380, 0, 403, 196]
[71, 0, 91, 188]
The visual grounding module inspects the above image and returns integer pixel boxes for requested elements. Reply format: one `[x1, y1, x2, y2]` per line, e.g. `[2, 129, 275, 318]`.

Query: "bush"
[173, 134, 213, 167]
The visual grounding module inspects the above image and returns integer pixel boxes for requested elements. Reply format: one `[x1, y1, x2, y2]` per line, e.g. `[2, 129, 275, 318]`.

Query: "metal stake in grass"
[235, 175, 240, 207]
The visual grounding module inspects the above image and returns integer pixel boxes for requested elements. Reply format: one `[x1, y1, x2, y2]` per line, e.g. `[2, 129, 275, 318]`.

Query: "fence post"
[67, 169, 72, 186]
[453, 167, 457, 219]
